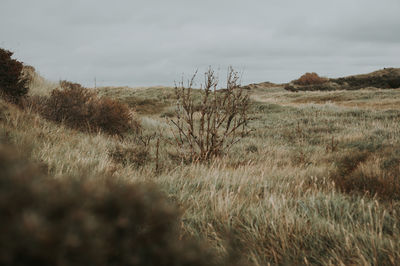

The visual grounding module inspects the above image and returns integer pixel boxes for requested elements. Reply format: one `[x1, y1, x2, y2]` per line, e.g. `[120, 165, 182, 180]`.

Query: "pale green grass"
[1, 84, 400, 265]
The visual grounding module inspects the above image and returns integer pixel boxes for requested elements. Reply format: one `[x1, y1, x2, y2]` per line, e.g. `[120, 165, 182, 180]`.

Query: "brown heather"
[0, 139, 243, 266]
[25, 80, 139, 136]
[293, 72, 328, 86]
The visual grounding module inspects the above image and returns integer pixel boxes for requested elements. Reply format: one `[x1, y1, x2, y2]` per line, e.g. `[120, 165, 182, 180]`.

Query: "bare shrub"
[0, 48, 29, 104]
[170, 67, 251, 161]
[42, 85, 95, 128]
[0, 142, 227, 266]
[293, 72, 328, 86]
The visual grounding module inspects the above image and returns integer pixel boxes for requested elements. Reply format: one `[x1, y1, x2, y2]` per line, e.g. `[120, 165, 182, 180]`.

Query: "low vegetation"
[331, 144, 400, 200]
[331, 68, 400, 90]
[23, 65, 58, 96]
[1, 49, 400, 265]
[0, 141, 234, 266]
[285, 68, 400, 91]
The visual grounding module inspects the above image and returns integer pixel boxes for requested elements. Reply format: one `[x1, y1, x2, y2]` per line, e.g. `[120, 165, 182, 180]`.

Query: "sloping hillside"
[331, 68, 400, 90]
[250, 68, 400, 91]
[1, 63, 400, 265]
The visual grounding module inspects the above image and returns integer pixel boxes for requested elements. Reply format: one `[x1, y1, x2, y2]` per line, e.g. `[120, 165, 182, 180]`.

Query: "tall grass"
[1, 83, 400, 265]
[23, 66, 58, 96]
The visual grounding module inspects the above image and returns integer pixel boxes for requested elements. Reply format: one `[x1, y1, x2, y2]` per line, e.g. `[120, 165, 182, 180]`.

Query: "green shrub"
[0, 48, 29, 103]
[332, 68, 400, 89]
[0, 143, 226, 266]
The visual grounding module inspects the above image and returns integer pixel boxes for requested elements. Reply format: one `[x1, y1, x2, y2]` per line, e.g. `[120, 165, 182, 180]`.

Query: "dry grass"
[23, 66, 58, 96]
[1, 81, 400, 265]
[0, 141, 229, 266]
[96, 86, 176, 115]
[253, 86, 400, 110]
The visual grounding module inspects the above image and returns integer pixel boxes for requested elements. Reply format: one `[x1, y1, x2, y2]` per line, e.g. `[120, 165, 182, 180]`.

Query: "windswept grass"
[1, 82, 400, 265]
[24, 66, 58, 96]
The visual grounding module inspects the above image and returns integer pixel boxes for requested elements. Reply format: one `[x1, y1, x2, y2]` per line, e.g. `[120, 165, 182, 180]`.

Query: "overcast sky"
[1, 0, 399, 87]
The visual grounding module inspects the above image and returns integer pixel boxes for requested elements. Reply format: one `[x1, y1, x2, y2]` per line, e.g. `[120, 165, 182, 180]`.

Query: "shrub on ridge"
[0, 48, 29, 103]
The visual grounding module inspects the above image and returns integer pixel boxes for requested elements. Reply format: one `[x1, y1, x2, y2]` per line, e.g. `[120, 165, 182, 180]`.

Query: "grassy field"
[2, 79, 400, 265]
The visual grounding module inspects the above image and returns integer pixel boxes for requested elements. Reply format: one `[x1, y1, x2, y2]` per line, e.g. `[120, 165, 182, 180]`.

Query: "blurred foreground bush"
[0, 142, 227, 266]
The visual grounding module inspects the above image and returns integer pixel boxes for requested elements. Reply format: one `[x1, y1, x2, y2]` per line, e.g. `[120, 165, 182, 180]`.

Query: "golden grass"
[252, 87, 400, 111]
[26, 69, 58, 96]
[1, 83, 400, 265]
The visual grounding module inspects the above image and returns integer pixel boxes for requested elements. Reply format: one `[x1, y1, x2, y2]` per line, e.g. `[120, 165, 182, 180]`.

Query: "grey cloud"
[0, 0, 399, 86]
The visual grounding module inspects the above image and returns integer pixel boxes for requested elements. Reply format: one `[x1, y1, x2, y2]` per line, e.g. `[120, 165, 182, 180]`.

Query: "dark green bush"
[0, 143, 227, 266]
[332, 68, 400, 89]
[0, 48, 29, 103]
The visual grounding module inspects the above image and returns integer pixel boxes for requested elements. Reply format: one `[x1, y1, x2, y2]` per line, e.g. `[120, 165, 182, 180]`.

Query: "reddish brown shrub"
[0, 48, 29, 103]
[43, 85, 96, 129]
[60, 80, 85, 90]
[20, 95, 48, 113]
[90, 97, 135, 135]
[293, 72, 327, 86]
[40, 82, 138, 136]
